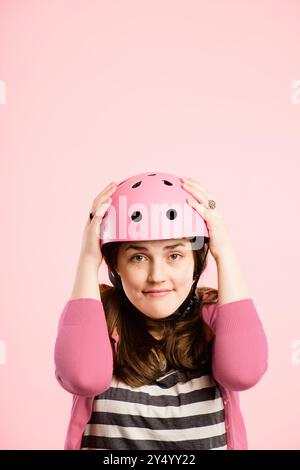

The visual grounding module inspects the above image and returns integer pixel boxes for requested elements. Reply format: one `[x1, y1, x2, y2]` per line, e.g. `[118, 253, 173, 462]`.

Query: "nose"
[147, 260, 167, 284]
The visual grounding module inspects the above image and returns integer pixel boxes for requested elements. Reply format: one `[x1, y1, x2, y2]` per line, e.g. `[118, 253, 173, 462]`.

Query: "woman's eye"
[170, 253, 182, 260]
[131, 255, 145, 262]
[131, 253, 182, 262]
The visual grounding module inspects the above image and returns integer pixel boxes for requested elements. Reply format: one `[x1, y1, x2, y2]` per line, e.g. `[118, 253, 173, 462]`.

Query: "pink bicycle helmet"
[100, 171, 210, 321]
[100, 171, 209, 246]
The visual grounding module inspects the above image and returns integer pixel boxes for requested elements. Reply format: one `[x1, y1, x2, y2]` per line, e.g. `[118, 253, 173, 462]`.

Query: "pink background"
[1, 0, 300, 450]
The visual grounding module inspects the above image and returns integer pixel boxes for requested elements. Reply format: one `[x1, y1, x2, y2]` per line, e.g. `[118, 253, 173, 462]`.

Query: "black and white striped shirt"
[81, 360, 227, 450]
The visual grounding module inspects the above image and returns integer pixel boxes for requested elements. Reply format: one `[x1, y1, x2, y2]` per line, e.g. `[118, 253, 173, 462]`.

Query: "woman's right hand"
[79, 180, 118, 268]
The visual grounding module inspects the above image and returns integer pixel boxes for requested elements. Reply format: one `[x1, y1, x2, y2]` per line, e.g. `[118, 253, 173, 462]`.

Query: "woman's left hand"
[181, 176, 233, 262]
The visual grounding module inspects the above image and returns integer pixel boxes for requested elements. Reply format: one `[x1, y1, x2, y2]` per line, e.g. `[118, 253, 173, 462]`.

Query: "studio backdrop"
[0, 0, 299, 450]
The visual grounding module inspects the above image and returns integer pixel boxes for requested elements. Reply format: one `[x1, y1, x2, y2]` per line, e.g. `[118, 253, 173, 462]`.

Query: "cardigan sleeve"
[54, 298, 113, 396]
[202, 298, 268, 391]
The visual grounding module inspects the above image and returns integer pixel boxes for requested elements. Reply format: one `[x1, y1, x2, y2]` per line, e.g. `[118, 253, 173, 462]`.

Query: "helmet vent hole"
[166, 209, 177, 220]
[163, 180, 172, 186]
[132, 181, 142, 188]
[147, 173, 156, 176]
[131, 211, 142, 222]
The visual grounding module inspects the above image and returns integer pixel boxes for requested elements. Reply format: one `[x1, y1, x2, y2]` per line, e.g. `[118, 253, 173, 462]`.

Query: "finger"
[92, 200, 112, 240]
[99, 185, 117, 201]
[186, 198, 206, 218]
[90, 198, 112, 222]
[91, 185, 117, 212]
[182, 184, 209, 206]
[99, 182, 117, 198]
[181, 178, 210, 197]
[182, 179, 209, 195]
[94, 181, 117, 202]
[95, 199, 112, 217]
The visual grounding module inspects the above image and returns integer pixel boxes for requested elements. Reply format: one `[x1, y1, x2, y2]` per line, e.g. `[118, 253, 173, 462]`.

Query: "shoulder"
[201, 302, 218, 326]
[201, 298, 257, 337]
[199, 302, 217, 342]
[196, 286, 218, 329]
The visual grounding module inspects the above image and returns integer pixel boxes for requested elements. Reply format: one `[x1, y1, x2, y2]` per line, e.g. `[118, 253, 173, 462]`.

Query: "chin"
[140, 302, 179, 319]
[129, 292, 184, 316]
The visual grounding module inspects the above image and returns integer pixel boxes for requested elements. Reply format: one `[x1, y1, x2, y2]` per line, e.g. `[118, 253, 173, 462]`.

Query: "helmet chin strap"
[161, 277, 200, 322]
[108, 244, 209, 323]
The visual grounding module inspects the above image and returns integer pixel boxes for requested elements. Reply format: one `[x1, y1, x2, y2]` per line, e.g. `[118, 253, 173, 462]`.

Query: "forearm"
[211, 299, 269, 390]
[216, 243, 250, 305]
[70, 254, 101, 300]
[54, 298, 113, 395]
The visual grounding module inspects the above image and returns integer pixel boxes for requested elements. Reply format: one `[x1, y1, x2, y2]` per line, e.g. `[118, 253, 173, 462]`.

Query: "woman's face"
[116, 238, 195, 320]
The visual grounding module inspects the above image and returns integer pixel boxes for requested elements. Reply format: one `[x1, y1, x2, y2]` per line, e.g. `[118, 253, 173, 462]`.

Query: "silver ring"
[208, 199, 216, 209]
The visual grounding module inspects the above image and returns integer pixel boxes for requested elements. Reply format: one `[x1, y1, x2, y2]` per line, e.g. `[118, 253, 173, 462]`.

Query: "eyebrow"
[125, 243, 187, 252]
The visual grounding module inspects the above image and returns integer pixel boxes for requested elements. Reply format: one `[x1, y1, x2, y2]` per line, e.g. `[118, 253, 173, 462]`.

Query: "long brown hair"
[100, 239, 218, 387]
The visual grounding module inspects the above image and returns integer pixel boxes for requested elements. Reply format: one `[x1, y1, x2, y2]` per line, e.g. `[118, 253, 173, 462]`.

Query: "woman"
[54, 171, 268, 450]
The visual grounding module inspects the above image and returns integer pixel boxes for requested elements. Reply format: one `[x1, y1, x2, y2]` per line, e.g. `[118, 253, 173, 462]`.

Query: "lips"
[143, 290, 173, 298]
[143, 289, 172, 293]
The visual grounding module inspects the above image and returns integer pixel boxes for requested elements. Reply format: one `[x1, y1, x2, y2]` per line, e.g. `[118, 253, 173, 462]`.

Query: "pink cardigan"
[54, 297, 268, 450]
